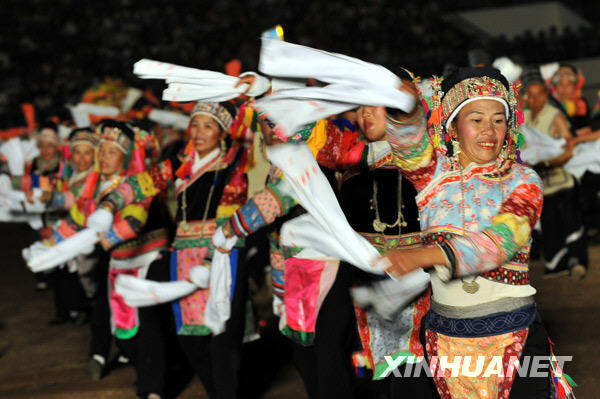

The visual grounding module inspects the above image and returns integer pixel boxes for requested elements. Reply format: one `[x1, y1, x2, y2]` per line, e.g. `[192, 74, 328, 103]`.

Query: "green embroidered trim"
[172, 237, 212, 249]
[115, 325, 139, 340]
[282, 246, 303, 259]
[178, 324, 213, 336]
[281, 325, 314, 346]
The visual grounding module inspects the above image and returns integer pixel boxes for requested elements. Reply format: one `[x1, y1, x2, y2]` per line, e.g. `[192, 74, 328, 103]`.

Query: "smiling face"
[97, 141, 125, 176]
[448, 99, 508, 167]
[71, 143, 94, 173]
[356, 105, 387, 142]
[189, 114, 225, 158]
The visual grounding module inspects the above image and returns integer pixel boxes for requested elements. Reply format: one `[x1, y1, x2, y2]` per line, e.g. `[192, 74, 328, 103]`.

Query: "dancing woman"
[96, 102, 252, 399]
[379, 67, 574, 398]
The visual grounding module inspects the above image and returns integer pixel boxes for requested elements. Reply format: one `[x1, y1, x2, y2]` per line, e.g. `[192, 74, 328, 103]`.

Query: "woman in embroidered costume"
[379, 67, 575, 398]
[548, 64, 588, 131]
[220, 79, 435, 397]
[39, 120, 172, 398]
[17, 125, 63, 290]
[96, 102, 252, 399]
[42, 127, 98, 325]
[521, 71, 588, 280]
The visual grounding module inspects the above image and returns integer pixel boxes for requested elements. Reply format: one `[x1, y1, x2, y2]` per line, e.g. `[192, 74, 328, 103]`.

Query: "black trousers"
[579, 171, 600, 231]
[509, 314, 553, 398]
[387, 362, 440, 399]
[135, 250, 173, 396]
[177, 248, 249, 399]
[541, 188, 588, 271]
[48, 266, 86, 319]
[313, 263, 360, 398]
[291, 341, 319, 399]
[90, 252, 112, 359]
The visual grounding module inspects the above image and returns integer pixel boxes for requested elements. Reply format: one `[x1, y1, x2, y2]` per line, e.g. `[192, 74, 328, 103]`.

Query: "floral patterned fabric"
[386, 107, 543, 283]
[426, 328, 528, 399]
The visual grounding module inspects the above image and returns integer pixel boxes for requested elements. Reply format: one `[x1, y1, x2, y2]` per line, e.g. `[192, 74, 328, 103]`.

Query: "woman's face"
[39, 140, 58, 161]
[97, 142, 125, 176]
[448, 99, 508, 167]
[555, 67, 577, 100]
[357, 105, 387, 142]
[525, 83, 548, 115]
[189, 114, 224, 158]
[71, 144, 95, 173]
[259, 119, 283, 146]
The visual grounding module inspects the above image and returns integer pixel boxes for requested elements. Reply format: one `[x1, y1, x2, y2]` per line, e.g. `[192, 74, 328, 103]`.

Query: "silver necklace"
[370, 174, 407, 234]
[457, 158, 504, 294]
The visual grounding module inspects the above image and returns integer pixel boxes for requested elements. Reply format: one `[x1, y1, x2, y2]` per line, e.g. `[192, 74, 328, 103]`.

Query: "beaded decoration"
[190, 101, 233, 131]
[427, 76, 524, 164]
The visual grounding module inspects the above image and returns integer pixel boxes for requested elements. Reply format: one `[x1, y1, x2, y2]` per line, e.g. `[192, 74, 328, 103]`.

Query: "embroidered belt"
[426, 302, 536, 338]
[359, 231, 422, 251]
[430, 296, 534, 319]
[175, 219, 217, 239]
[111, 228, 169, 259]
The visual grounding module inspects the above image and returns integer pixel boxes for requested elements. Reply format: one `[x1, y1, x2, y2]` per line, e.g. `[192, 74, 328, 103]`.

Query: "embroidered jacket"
[48, 172, 151, 250]
[386, 106, 543, 293]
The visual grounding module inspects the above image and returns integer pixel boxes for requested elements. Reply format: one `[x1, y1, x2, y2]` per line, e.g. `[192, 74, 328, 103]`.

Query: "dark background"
[1, 0, 599, 125]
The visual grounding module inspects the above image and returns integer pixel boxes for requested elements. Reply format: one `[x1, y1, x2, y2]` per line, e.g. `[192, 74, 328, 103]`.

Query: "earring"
[220, 139, 227, 153]
[451, 138, 461, 156]
[449, 138, 461, 168]
[499, 142, 508, 162]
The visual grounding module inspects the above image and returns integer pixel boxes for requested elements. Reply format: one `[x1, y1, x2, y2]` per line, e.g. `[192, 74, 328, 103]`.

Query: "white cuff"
[86, 208, 114, 233]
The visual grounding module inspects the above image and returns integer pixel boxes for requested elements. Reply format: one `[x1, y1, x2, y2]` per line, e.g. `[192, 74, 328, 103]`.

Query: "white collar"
[192, 148, 221, 173]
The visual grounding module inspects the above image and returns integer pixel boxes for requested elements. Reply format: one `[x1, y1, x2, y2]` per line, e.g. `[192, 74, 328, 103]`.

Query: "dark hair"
[559, 63, 578, 75]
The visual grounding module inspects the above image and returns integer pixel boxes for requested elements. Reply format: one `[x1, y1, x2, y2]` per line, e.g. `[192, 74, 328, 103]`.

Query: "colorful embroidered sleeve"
[287, 119, 369, 171]
[101, 160, 173, 213]
[47, 179, 87, 211]
[445, 167, 543, 277]
[48, 197, 95, 244]
[49, 195, 151, 250]
[228, 168, 297, 238]
[385, 106, 437, 191]
[99, 199, 151, 249]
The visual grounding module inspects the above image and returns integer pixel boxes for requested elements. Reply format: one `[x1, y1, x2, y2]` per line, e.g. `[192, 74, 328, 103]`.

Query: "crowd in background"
[0, 2, 598, 399]
[3, 0, 600, 127]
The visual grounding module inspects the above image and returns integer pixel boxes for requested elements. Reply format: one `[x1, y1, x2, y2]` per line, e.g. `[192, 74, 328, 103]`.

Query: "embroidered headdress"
[97, 120, 134, 154]
[69, 127, 99, 150]
[190, 102, 234, 131]
[428, 67, 523, 161]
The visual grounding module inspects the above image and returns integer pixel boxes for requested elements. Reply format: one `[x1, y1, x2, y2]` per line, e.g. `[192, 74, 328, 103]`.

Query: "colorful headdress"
[58, 127, 98, 182]
[548, 64, 587, 118]
[97, 120, 134, 154]
[190, 101, 234, 132]
[69, 127, 99, 150]
[428, 67, 523, 162]
[80, 120, 153, 200]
